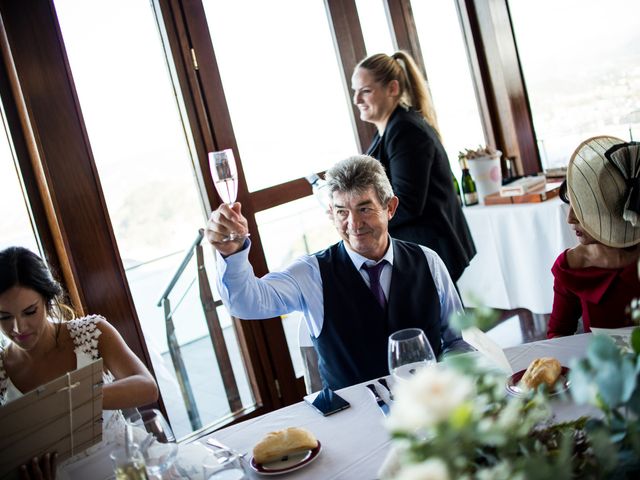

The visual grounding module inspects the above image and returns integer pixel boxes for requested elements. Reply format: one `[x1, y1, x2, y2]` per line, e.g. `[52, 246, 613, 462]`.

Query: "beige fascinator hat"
[567, 136, 640, 248]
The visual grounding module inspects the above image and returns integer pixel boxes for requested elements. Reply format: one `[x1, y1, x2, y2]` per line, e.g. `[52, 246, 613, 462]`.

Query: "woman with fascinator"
[547, 136, 640, 338]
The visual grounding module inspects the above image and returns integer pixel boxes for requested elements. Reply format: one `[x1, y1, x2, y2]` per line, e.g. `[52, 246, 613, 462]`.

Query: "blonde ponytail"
[391, 51, 441, 140]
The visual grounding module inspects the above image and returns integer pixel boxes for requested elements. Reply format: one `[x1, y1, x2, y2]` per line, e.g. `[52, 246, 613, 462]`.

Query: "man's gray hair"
[325, 155, 394, 205]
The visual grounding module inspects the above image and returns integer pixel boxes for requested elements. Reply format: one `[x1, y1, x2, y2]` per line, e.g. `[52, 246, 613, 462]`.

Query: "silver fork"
[377, 377, 394, 401]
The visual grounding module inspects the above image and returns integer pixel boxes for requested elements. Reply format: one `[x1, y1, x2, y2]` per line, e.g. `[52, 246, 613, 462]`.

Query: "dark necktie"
[362, 261, 387, 309]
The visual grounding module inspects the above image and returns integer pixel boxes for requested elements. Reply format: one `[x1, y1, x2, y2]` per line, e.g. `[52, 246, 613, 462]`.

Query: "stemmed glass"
[208, 149, 247, 242]
[202, 448, 247, 479]
[125, 409, 178, 478]
[388, 328, 436, 382]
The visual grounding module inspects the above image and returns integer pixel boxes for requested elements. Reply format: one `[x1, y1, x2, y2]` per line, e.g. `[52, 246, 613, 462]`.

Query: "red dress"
[547, 249, 640, 338]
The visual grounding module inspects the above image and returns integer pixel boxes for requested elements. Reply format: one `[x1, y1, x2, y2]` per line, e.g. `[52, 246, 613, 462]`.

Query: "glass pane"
[53, 0, 255, 437]
[255, 197, 340, 378]
[411, 0, 486, 179]
[509, 0, 639, 168]
[0, 107, 39, 253]
[144, 244, 254, 437]
[356, 0, 395, 56]
[202, 0, 358, 192]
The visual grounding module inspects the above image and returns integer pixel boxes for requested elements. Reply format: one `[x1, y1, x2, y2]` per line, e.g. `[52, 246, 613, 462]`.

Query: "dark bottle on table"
[459, 157, 479, 206]
[452, 172, 462, 205]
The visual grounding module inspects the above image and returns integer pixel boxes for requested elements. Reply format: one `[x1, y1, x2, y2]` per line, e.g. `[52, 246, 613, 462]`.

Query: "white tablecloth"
[203, 334, 596, 480]
[458, 197, 575, 314]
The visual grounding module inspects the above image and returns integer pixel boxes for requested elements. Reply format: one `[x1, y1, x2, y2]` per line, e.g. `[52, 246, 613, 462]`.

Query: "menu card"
[0, 359, 103, 480]
[462, 326, 514, 373]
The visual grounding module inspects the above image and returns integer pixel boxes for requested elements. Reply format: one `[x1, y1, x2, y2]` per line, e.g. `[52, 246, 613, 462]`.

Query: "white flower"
[396, 458, 451, 480]
[494, 398, 522, 431]
[386, 365, 474, 433]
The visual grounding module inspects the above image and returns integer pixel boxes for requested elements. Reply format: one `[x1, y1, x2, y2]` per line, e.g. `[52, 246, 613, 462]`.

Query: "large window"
[411, 0, 486, 179]
[202, 0, 358, 192]
[355, 0, 394, 56]
[509, 0, 639, 168]
[0, 107, 39, 253]
[53, 0, 255, 438]
[202, 0, 357, 373]
[356, 1, 486, 179]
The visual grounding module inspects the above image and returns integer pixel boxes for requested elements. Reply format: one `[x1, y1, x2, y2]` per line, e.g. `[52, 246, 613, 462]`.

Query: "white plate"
[249, 441, 321, 476]
[506, 367, 571, 397]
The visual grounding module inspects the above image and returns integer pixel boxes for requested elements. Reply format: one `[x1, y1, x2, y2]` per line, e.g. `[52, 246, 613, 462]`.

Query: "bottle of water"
[305, 173, 331, 211]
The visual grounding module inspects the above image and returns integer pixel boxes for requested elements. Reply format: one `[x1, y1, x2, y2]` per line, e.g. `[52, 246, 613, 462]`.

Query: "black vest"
[312, 239, 441, 390]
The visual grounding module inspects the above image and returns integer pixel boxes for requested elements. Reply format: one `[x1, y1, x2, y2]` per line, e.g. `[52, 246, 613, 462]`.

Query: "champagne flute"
[388, 328, 436, 382]
[209, 149, 247, 242]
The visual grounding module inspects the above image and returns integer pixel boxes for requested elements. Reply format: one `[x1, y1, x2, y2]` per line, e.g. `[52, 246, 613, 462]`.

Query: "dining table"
[54, 333, 602, 479]
[197, 333, 597, 480]
[457, 197, 575, 314]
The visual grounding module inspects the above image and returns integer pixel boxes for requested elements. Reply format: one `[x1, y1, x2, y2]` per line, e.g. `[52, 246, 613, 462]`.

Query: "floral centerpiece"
[382, 305, 640, 480]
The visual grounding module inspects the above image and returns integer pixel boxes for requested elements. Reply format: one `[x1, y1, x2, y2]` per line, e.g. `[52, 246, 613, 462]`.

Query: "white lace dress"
[0, 315, 128, 475]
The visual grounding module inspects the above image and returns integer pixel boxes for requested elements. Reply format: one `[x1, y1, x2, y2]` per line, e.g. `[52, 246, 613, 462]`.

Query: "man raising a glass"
[206, 155, 467, 390]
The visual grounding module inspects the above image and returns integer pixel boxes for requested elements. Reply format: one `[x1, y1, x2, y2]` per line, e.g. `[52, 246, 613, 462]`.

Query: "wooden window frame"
[456, 0, 540, 175]
[1, 0, 543, 427]
[0, 0, 163, 411]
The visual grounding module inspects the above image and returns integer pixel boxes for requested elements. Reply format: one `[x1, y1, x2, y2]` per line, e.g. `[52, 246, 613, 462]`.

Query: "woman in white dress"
[0, 246, 158, 479]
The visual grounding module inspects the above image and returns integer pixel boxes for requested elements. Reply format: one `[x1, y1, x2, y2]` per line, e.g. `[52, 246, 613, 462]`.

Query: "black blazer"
[367, 106, 476, 281]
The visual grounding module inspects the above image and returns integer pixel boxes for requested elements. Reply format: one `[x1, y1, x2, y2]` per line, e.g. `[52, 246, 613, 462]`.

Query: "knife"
[366, 383, 391, 417]
[377, 377, 394, 401]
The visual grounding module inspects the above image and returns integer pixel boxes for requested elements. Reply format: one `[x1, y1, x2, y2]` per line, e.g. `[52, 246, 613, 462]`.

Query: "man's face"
[331, 187, 398, 260]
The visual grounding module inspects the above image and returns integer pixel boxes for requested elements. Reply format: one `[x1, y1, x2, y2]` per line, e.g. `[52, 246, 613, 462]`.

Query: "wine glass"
[209, 149, 246, 242]
[111, 446, 148, 480]
[388, 328, 436, 382]
[125, 409, 178, 478]
[202, 448, 247, 480]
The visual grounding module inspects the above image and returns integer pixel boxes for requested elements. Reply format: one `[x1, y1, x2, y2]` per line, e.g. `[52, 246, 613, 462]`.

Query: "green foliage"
[632, 328, 640, 355]
[387, 302, 640, 480]
[450, 303, 500, 332]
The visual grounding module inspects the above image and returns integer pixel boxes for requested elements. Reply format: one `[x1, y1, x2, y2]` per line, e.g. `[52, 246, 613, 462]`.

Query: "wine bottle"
[452, 173, 462, 205]
[459, 157, 479, 206]
[305, 173, 331, 211]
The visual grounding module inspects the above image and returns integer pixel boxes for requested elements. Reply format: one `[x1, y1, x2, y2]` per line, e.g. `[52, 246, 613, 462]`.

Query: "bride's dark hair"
[0, 246, 75, 323]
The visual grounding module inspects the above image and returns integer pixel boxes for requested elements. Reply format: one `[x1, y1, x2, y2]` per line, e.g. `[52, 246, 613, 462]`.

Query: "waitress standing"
[351, 51, 476, 283]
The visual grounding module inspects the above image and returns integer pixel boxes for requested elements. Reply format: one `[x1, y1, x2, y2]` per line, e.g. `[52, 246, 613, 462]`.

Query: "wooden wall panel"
[384, 0, 427, 78]
[461, 0, 540, 175]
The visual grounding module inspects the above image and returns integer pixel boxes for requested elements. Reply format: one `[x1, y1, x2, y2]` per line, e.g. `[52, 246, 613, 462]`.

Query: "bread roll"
[521, 357, 562, 390]
[253, 427, 318, 464]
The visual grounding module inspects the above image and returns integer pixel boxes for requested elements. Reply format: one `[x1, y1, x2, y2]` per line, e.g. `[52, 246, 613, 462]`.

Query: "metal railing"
[157, 229, 241, 431]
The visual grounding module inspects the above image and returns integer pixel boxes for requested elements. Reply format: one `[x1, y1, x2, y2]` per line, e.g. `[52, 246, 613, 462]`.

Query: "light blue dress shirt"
[215, 237, 465, 351]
